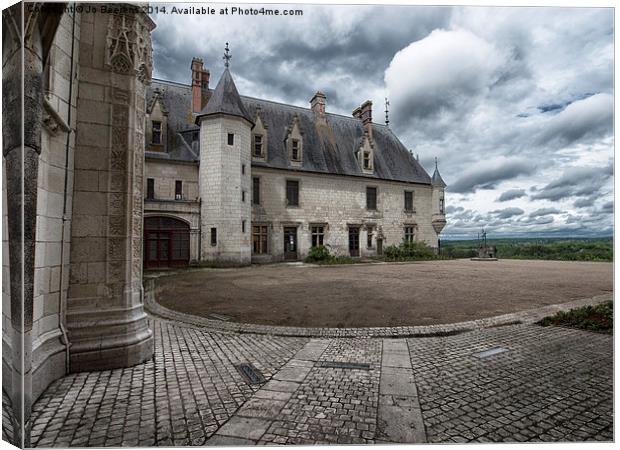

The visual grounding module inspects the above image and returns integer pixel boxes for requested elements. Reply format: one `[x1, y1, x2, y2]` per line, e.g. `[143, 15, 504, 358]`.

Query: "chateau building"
[1, 4, 445, 443]
[143, 56, 447, 267]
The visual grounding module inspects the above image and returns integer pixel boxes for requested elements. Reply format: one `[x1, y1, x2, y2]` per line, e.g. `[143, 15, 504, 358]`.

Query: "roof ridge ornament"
[385, 97, 390, 126]
[223, 42, 231, 68]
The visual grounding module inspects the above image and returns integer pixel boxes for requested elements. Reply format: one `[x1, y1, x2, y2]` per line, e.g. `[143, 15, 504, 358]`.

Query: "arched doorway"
[144, 216, 190, 268]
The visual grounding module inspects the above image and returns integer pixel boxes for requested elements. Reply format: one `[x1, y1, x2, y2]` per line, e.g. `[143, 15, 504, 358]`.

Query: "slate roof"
[147, 75, 434, 186]
[195, 68, 253, 124]
[432, 163, 447, 188]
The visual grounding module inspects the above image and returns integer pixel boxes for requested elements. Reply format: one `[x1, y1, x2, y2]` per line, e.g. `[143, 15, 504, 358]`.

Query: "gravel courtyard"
[156, 259, 613, 327]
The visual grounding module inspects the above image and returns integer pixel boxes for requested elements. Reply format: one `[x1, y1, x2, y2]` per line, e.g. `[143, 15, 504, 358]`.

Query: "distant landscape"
[441, 237, 613, 262]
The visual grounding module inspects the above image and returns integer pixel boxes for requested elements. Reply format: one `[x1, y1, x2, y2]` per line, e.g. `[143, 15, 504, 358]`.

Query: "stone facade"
[2, 4, 156, 434]
[251, 167, 436, 262]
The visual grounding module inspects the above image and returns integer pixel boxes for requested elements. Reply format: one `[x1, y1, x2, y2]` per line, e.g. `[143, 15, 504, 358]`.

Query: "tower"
[195, 47, 254, 265]
[431, 158, 447, 239]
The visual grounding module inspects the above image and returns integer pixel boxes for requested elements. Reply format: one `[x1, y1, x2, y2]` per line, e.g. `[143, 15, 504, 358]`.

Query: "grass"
[441, 237, 612, 262]
[537, 301, 613, 334]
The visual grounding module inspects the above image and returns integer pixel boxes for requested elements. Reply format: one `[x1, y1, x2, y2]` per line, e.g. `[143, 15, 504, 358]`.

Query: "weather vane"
[384, 97, 390, 126]
[223, 42, 232, 68]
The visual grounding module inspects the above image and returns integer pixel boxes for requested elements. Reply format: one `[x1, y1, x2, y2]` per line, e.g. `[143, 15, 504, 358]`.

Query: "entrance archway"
[144, 216, 190, 268]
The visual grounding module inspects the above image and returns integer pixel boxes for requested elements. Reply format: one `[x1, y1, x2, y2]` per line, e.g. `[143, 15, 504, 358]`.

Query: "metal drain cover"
[319, 361, 371, 370]
[236, 363, 265, 385]
[473, 347, 508, 358]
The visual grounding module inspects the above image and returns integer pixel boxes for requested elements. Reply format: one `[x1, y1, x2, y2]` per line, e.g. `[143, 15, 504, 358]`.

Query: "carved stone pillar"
[66, 6, 155, 371]
[3, 3, 46, 445]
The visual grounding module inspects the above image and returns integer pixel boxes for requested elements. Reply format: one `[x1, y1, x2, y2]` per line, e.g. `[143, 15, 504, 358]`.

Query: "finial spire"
[435, 156, 438, 169]
[223, 42, 232, 68]
[384, 97, 390, 126]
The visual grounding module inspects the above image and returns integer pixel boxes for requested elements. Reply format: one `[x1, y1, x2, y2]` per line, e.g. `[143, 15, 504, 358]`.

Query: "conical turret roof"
[195, 68, 254, 125]
[431, 158, 447, 188]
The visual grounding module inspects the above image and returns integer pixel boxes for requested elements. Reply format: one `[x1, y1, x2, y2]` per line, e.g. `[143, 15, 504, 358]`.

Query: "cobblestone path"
[9, 317, 613, 446]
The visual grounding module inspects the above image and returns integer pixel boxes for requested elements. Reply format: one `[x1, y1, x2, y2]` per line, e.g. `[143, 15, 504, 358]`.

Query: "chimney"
[191, 57, 210, 113]
[353, 100, 373, 140]
[310, 91, 326, 116]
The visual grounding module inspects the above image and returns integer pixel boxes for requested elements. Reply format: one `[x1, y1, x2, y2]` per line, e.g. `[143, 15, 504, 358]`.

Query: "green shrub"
[305, 245, 332, 263]
[538, 301, 613, 334]
[384, 240, 437, 261]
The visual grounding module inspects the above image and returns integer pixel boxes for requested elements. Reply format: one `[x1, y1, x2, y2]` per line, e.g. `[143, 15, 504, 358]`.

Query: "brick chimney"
[310, 91, 326, 116]
[353, 100, 373, 140]
[191, 57, 210, 113]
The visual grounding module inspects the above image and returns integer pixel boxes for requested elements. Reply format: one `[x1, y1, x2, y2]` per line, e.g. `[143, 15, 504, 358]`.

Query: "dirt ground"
[155, 259, 613, 328]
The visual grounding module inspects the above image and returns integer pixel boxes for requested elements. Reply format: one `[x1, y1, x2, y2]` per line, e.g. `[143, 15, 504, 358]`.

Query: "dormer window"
[252, 108, 268, 160]
[286, 114, 303, 165]
[291, 139, 300, 161]
[253, 134, 263, 157]
[358, 134, 374, 173]
[152, 121, 161, 145]
[363, 151, 371, 170]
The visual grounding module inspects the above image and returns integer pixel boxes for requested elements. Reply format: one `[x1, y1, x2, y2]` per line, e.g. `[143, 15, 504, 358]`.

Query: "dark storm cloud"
[490, 207, 524, 219]
[573, 197, 596, 209]
[150, 4, 613, 238]
[496, 188, 526, 202]
[535, 93, 613, 147]
[450, 158, 535, 194]
[529, 207, 562, 218]
[532, 163, 613, 202]
[151, 5, 451, 112]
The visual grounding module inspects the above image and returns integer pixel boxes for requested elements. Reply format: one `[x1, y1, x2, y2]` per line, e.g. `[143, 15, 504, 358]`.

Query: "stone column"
[3, 3, 48, 445]
[66, 6, 155, 371]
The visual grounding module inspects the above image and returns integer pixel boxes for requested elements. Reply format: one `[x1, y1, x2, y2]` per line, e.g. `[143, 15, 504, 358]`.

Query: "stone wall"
[30, 10, 82, 399]
[251, 167, 439, 261]
[2, 160, 11, 392]
[200, 115, 252, 264]
[65, 8, 154, 372]
[145, 158, 199, 201]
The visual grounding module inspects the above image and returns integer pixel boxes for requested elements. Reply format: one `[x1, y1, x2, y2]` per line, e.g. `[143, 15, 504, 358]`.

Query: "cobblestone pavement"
[2, 390, 16, 446]
[24, 317, 614, 446]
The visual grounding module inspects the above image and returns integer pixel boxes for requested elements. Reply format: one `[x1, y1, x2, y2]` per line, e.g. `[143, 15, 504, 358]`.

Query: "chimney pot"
[353, 100, 373, 139]
[191, 57, 210, 113]
[310, 91, 326, 116]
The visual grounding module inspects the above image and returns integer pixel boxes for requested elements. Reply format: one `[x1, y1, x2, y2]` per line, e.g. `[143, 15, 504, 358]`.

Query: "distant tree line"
[441, 237, 612, 262]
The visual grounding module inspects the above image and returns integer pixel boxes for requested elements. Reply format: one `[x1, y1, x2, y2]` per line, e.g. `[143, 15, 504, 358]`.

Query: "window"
[253, 134, 263, 157]
[175, 180, 182, 200]
[252, 177, 260, 205]
[146, 178, 154, 199]
[242, 190, 246, 202]
[404, 191, 413, 211]
[242, 220, 246, 233]
[252, 225, 269, 254]
[286, 180, 299, 207]
[227, 133, 234, 145]
[366, 187, 377, 210]
[241, 164, 245, 175]
[291, 139, 300, 161]
[404, 226, 415, 242]
[367, 228, 373, 248]
[363, 151, 371, 170]
[311, 226, 325, 247]
[210, 228, 217, 246]
[439, 197, 445, 214]
[152, 121, 161, 145]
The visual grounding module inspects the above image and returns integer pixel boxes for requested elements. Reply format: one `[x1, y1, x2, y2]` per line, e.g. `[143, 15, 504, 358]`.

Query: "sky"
[150, 3, 614, 239]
